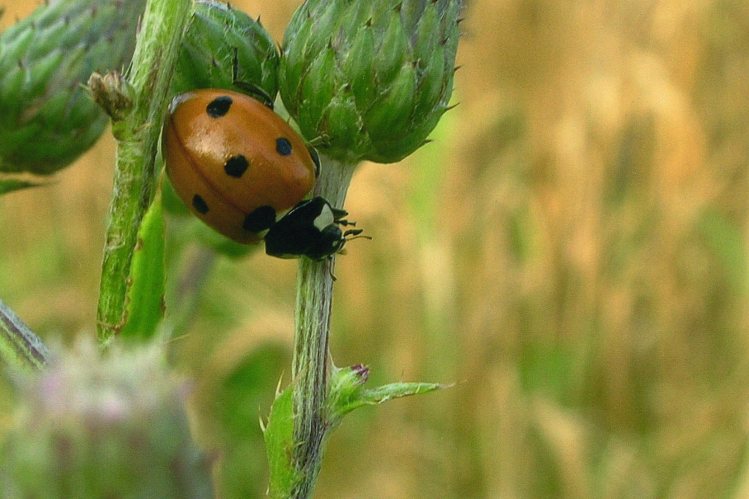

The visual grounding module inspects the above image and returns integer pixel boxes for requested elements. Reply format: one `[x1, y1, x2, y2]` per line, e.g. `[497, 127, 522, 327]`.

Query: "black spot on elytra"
[243, 205, 276, 232]
[276, 137, 292, 156]
[224, 155, 249, 178]
[192, 194, 209, 214]
[206, 96, 233, 117]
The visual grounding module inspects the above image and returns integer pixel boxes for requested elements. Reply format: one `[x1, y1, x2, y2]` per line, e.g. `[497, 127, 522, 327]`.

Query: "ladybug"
[162, 88, 362, 259]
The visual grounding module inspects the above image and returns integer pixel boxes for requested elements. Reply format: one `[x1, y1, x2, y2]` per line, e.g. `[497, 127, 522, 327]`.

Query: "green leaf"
[119, 197, 166, 341]
[327, 364, 447, 426]
[0, 178, 42, 196]
[264, 383, 300, 498]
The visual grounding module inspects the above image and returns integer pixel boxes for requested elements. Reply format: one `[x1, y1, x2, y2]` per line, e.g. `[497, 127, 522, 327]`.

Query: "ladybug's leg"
[327, 256, 338, 282]
[307, 134, 331, 148]
[307, 146, 321, 177]
[330, 206, 348, 220]
[329, 206, 359, 227]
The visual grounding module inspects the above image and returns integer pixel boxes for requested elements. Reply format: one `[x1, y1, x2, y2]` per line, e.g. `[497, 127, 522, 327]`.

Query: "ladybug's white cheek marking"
[313, 204, 335, 232]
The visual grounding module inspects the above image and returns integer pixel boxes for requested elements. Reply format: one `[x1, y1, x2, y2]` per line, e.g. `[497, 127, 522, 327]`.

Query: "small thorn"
[275, 375, 285, 396]
[446, 102, 460, 111]
[453, 65, 463, 73]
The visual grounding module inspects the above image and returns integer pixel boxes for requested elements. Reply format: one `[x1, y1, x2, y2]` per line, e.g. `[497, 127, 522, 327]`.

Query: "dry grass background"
[3, 0, 749, 497]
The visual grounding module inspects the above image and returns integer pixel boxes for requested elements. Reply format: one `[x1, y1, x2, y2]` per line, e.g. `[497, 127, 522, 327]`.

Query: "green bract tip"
[280, 0, 463, 164]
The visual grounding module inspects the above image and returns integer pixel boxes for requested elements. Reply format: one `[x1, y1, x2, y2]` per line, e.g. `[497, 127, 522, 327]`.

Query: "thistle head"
[2, 339, 213, 498]
[280, 0, 463, 164]
[171, 0, 279, 100]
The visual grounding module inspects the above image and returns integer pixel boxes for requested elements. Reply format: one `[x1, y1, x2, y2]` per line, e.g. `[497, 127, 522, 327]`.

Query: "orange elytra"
[162, 88, 320, 244]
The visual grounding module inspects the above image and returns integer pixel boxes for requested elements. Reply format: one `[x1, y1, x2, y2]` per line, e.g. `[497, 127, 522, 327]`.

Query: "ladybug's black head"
[264, 197, 366, 260]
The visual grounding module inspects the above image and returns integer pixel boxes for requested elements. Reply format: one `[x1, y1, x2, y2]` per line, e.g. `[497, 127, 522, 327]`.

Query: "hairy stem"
[292, 157, 355, 498]
[96, 0, 191, 345]
[0, 298, 48, 371]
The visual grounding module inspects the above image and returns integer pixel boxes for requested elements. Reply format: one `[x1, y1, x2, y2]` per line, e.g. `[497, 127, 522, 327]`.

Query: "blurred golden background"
[3, 0, 749, 497]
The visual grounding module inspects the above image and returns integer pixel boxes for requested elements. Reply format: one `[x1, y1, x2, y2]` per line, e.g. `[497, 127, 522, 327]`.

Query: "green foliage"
[264, 382, 300, 498]
[119, 196, 166, 341]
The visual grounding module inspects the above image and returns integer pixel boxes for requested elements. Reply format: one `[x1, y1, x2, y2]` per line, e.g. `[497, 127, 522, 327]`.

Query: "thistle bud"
[0, 0, 145, 175]
[171, 0, 279, 99]
[280, 0, 463, 164]
[1, 340, 213, 498]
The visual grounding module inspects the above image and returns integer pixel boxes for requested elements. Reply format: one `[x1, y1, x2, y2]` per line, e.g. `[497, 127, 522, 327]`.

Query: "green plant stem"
[292, 157, 356, 498]
[96, 0, 192, 345]
[0, 297, 48, 371]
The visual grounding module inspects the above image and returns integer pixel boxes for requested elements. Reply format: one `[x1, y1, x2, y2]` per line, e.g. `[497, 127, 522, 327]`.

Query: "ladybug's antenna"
[326, 229, 370, 281]
[343, 228, 366, 239]
[338, 228, 371, 254]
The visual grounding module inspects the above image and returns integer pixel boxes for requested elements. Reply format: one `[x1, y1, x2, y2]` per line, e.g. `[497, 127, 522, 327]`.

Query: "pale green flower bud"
[2, 339, 213, 498]
[280, 0, 463, 164]
[171, 0, 279, 99]
[0, 0, 145, 174]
